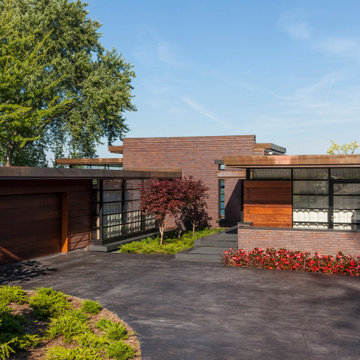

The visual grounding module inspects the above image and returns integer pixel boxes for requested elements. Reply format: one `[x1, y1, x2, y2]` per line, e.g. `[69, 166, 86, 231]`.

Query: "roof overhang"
[224, 154, 360, 168]
[55, 158, 123, 166]
[0, 167, 182, 180]
[108, 145, 123, 154]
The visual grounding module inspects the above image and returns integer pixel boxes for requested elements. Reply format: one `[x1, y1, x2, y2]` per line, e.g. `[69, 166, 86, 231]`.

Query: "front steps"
[175, 227, 238, 263]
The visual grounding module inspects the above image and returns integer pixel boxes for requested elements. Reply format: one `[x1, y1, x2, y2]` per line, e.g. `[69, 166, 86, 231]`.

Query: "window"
[293, 169, 328, 180]
[292, 173, 330, 230]
[331, 168, 360, 180]
[251, 169, 291, 180]
[219, 179, 225, 219]
[91, 179, 156, 244]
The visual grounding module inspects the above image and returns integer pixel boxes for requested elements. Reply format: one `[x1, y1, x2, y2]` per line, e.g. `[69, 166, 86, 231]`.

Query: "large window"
[219, 179, 225, 219]
[248, 168, 360, 231]
[92, 179, 156, 244]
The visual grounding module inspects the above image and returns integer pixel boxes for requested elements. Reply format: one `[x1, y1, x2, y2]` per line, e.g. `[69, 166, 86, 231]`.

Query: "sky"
[86, 0, 360, 156]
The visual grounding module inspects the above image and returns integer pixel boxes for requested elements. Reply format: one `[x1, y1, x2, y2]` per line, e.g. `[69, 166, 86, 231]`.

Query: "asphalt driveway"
[2, 251, 360, 360]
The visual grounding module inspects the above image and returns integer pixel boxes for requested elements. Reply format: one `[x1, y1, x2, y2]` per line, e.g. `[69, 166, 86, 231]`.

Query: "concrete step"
[190, 247, 228, 255]
[175, 246, 228, 263]
[195, 238, 237, 248]
[175, 252, 224, 263]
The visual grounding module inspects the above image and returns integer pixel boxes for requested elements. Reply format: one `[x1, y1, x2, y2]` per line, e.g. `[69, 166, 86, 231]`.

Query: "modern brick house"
[2, 134, 360, 264]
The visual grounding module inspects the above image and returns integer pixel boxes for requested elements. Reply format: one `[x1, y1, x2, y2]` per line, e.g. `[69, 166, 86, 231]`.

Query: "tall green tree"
[0, 0, 135, 166]
[0, 1, 71, 166]
[327, 140, 359, 155]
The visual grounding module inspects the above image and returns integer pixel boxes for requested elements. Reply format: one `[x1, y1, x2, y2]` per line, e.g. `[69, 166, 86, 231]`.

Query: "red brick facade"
[238, 227, 360, 256]
[123, 136, 256, 226]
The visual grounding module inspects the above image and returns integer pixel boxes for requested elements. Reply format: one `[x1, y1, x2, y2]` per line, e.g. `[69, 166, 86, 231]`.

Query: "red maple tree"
[139, 179, 182, 244]
[139, 177, 209, 243]
[179, 177, 209, 235]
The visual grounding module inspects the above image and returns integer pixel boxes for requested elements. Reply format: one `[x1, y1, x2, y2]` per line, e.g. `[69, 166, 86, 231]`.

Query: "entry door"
[243, 181, 292, 228]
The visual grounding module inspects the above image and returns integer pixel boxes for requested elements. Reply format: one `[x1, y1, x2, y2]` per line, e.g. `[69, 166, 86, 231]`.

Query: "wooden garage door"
[0, 193, 62, 264]
[243, 181, 292, 228]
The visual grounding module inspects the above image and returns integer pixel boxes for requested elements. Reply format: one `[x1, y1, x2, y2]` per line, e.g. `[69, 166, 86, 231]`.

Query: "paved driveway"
[2, 251, 360, 360]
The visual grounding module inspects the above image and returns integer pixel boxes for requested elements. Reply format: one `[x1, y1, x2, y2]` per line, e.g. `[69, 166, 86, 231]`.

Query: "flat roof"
[55, 158, 123, 166]
[0, 167, 182, 180]
[224, 154, 360, 168]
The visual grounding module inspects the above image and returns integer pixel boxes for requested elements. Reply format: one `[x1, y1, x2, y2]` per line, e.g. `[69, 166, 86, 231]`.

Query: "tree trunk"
[159, 223, 165, 245]
[5, 141, 14, 167]
[192, 221, 196, 236]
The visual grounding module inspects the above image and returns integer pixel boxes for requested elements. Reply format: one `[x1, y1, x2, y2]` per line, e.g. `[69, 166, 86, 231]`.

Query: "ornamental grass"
[223, 248, 360, 277]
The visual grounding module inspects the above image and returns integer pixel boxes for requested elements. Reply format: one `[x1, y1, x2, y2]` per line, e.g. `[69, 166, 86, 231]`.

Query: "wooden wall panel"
[244, 181, 292, 228]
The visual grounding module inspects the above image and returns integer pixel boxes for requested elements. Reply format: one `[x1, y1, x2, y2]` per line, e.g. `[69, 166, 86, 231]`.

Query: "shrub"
[118, 228, 222, 254]
[47, 311, 90, 343]
[106, 341, 136, 360]
[0, 340, 15, 360]
[223, 248, 360, 276]
[30, 287, 70, 318]
[0, 286, 28, 305]
[74, 332, 109, 349]
[0, 308, 25, 335]
[96, 318, 127, 340]
[46, 346, 102, 360]
[14, 334, 40, 350]
[81, 300, 102, 315]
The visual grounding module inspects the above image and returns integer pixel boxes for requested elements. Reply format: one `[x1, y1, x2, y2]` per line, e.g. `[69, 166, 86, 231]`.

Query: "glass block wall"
[91, 179, 156, 244]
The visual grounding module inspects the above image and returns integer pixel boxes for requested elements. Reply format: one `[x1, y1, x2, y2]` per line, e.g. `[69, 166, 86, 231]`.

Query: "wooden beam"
[108, 145, 123, 154]
[224, 154, 360, 168]
[55, 158, 123, 165]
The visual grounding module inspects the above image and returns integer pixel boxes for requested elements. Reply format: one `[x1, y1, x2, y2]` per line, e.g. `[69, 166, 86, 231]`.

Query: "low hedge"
[223, 248, 360, 276]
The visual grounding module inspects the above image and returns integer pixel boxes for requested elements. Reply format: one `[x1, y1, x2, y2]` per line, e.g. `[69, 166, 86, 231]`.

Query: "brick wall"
[238, 227, 360, 256]
[123, 136, 256, 226]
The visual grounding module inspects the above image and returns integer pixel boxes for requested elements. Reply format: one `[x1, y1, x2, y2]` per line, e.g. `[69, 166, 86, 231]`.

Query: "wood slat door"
[0, 193, 62, 264]
[243, 181, 292, 228]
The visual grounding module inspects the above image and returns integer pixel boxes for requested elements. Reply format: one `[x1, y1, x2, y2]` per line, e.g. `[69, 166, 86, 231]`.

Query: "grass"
[118, 228, 223, 254]
[0, 286, 140, 360]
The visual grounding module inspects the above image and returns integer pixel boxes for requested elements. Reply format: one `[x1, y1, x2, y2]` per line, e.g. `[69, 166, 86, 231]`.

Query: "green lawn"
[117, 228, 223, 255]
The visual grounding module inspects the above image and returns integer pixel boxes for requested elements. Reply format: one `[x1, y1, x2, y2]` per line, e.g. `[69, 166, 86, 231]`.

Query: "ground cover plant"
[0, 285, 140, 359]
[223, 248, 360, 276]
[118, 228, 222, 254]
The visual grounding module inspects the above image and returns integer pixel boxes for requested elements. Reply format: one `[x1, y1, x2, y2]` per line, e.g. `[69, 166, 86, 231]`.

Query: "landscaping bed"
[118, 228, 222, 254]
[0, 286, 141, 359]
[223, 248, 360, 276]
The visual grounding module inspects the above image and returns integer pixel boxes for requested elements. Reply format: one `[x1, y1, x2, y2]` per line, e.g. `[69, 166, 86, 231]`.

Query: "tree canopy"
[327, 140, 359, 155]
[0, 0, 135, 166]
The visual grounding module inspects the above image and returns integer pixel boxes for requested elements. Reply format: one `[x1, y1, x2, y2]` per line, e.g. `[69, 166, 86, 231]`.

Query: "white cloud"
[315, 37, 360, 60]
[284, 22, 311, 40]
[157, 41, 178, 66]
[181, 97, 232, 129]
[265, 72, 360, 130]
[279, 14, 311, 40]
[132, 41, 180, 66]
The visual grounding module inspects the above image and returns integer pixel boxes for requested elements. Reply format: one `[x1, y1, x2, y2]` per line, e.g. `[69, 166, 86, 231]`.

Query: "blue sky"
[87, 0, 360, 156]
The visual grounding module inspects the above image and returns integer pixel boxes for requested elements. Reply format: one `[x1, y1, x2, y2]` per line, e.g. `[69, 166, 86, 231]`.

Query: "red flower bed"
[223, 248, 360, 277]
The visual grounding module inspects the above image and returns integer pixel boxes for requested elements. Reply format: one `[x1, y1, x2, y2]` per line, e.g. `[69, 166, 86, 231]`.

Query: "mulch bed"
[9, 291, 141, 359]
